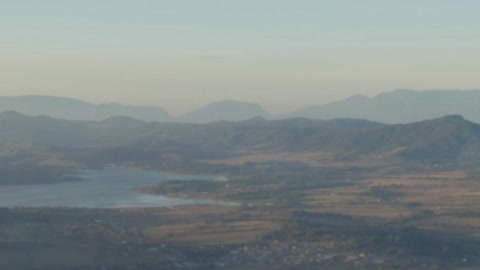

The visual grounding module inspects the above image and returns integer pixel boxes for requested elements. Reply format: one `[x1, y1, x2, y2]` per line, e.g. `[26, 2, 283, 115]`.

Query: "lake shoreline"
[0, 167, 233, 209]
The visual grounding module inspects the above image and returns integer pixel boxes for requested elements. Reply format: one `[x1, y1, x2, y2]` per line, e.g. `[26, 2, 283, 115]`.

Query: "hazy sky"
[1, 1, 479, 115]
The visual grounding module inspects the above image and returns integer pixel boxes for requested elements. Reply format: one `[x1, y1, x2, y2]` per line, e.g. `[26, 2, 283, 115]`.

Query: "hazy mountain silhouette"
[286, 89, 480, 123]
[0, 96, 172, 122]
[182, 100, 271, 123]
[4, 90, 480, 124]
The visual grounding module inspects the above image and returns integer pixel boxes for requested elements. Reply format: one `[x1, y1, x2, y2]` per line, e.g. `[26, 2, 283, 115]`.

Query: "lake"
[0, 167, 231, 208]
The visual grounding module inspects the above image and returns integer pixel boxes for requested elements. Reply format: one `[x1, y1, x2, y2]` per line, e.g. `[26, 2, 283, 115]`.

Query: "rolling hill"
[0, 112, 479, 168]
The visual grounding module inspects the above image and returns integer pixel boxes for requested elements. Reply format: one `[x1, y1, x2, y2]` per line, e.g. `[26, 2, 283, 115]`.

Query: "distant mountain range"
[0, 96, 173, 122]
[2, 89, 480, 123]
[285, 89, 480, 123]
[0, 96, 268, 123]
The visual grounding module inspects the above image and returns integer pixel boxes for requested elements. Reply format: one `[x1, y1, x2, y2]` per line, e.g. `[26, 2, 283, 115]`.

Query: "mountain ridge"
[3, 89, 480, 124]
[0, 111, 478, 167]
[0, 95, 172, 122]
[286, 89, 480, 123]
[181, 100, 271, 123]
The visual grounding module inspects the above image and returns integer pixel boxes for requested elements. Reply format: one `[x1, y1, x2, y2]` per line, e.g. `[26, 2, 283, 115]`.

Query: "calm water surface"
[0, 167, 229, 208]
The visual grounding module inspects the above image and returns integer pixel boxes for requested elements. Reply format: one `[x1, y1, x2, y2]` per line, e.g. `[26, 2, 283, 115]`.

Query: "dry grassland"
[145, 221, 280, 245]
[202, 151, 396, 168]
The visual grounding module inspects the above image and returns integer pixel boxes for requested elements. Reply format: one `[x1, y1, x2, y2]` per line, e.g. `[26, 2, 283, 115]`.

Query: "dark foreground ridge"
[0, 111, 479, 168]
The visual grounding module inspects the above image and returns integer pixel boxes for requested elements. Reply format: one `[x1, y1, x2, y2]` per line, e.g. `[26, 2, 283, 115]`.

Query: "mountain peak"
[101, 116, 146, 127]
[438, 114, 465, 121]
[345, 94, 369, 102]
[182, 100, 270, 123]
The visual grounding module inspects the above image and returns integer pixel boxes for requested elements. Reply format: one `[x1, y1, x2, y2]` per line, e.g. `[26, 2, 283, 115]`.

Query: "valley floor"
[1, 158, 480, 270]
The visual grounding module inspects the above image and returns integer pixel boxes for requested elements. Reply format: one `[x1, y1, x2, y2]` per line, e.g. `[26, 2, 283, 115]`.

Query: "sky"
[1, 0, 479, 115]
